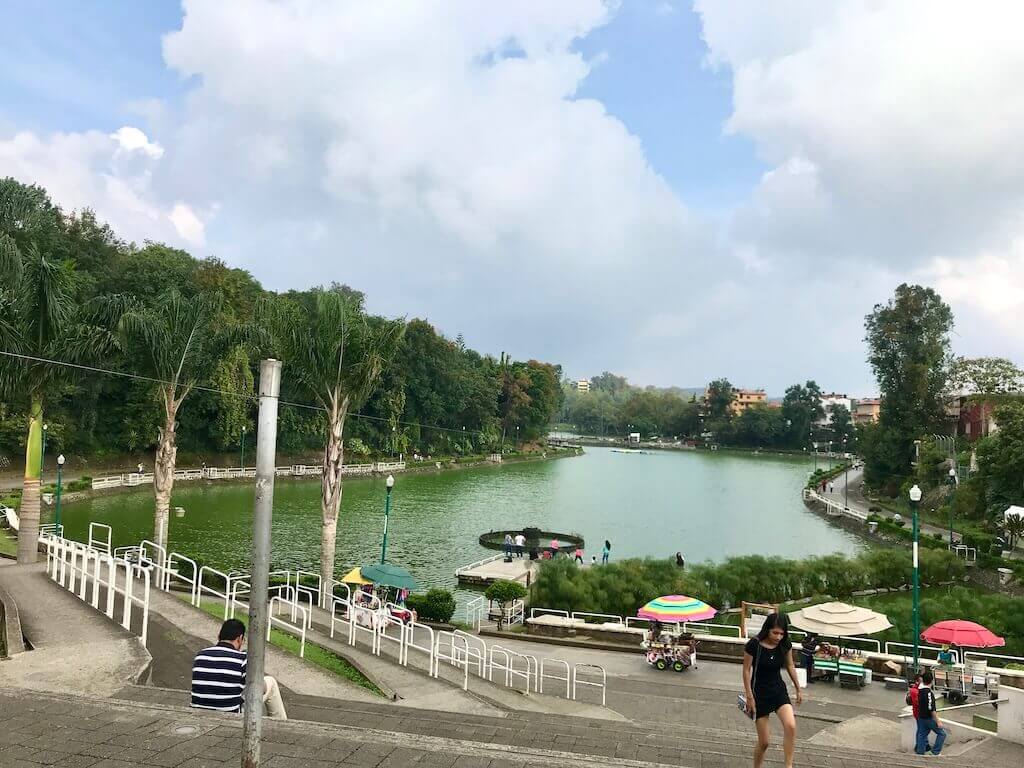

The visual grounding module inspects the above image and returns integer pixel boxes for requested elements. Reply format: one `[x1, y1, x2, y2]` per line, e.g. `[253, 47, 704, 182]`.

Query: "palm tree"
[1004, 514, 1024, 550]
[118, 290, 222, 550]
[262, 289, 404, 592]
[0, 179, 113, 562]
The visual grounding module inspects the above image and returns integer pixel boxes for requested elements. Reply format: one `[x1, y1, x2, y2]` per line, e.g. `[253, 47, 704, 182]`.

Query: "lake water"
[57, 447, 860, 603]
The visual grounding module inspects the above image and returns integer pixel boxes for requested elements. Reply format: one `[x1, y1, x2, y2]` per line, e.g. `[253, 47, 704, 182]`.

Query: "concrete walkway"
[0, 562, 151, 696]
[819, 467, 956, 542]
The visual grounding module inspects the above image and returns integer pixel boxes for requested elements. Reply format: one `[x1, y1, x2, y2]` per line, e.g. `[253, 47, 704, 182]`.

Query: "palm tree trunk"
[153, 390, 178, 551]
[17, 394, 44, 563]
[320, 402, 347, 591]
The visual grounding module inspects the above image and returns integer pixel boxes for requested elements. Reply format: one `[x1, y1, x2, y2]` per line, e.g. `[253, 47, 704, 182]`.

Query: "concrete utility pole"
[242, 359, 282, 768]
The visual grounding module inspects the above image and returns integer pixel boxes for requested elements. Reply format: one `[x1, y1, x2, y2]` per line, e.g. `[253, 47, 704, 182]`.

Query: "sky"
[3, 0, 1023, 396]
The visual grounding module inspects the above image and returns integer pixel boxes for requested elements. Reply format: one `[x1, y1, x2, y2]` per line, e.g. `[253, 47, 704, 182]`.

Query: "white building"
[575, 379, 590, 394]
[819, 393, 852, 424]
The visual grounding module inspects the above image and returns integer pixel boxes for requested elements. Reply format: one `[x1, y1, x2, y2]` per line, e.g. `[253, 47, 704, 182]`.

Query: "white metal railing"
[490, 598, 525, 626]
[350, 603, 384, 654]
[377, 613, 407, 660]
[964, 649, 1024, 670]
[453, 630, 488, 677]
[885, 641, 959, 663]
[540, 658, 571, 697]
[38, 523, 64, 539]
[88, 522, 112, 554]
[455, 552, 503, 576]
[804, 488, 867, 521]
[165, 552, 199, 602]
[466, 596, 486, 630]
[197, 565, 232, 618]
[268, 596, 307, 657]
[572, 663, 607, 706]
[46, 536, 151, 646]
[92, 460, 409, 490]
[441, 631, 472, 690]
[404, 620, 437, 674]
[330, 597, 353, 641]
[293, 570, 322, 614]
[951, 544, 977, 563]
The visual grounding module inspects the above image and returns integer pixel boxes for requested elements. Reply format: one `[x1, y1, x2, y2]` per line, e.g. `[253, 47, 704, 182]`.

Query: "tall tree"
[0, 179, 113, 561]
[864, 284, 954, 486]
[781, 380, 825, 448]
[705, 378, 735, 419]
[828, 403, 854, 447]
[976, 401, 1024, 516]
[118, 290, 224, 549]
[262, 289, 404, 590]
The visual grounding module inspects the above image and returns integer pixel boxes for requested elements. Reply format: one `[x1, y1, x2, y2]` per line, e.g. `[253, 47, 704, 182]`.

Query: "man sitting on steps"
[190, 618, 287, 720]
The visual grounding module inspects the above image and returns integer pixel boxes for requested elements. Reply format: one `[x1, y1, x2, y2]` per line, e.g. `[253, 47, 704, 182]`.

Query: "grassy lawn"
[192, 597, 384, 697]
[0, 529, 16, 558]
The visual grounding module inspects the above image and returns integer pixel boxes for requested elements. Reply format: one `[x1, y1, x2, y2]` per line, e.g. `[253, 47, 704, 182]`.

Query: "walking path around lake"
[815, 466, 958, 542]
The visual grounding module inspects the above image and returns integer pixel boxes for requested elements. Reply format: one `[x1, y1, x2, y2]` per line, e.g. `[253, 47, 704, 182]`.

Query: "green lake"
[57, 447, 860, 607]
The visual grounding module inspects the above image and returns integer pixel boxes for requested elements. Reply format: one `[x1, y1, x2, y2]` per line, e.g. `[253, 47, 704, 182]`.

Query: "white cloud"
[0, 126, 205, 248]
[169, 202, 206, 246]
[111, 126, 165, 159]
[695, 0, 1024, 370]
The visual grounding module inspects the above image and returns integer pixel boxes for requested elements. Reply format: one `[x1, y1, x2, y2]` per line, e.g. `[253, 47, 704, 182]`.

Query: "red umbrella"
[921, 620, 1005, 648]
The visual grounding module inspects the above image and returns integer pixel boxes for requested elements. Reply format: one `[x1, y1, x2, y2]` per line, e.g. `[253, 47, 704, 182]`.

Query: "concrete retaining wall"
[0, 582, 25, 657]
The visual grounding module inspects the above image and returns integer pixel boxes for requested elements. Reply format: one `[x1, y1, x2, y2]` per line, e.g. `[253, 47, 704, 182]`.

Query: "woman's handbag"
[738, 642, 760, 719]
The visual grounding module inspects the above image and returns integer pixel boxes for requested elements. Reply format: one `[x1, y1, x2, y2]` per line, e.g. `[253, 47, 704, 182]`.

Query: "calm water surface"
[58, 448, 859, 603]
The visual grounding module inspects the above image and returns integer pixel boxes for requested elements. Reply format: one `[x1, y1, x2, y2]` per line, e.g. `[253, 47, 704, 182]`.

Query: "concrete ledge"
[0, 581, 26, 656]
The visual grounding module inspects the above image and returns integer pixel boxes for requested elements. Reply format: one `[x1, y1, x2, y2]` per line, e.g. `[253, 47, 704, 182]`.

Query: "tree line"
[559, 374, 854, 451]
[0, 178, 563, 585]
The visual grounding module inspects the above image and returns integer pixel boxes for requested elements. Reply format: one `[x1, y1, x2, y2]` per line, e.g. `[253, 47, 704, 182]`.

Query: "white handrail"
[572, 663, 607, 706]
[377, 613, 407, 660]
[530, 607, 570, 620]
[964, 650, 1024, 669]
[330, 596, 352, 641]
[88, 522, 112, 554]
[453, 629, 488, 677]
[540, 658, 571, 698]
[455, 552, 503, 576]
[268, 596, 307, 657]
[197, 565, 231, 619]
[404, 620, 437, 675]
[165, 552, 199, 603]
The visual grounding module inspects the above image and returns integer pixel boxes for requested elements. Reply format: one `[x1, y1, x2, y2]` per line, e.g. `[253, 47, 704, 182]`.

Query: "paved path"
[6, 683, 1024, 768]
[818, 467, 956, 542]
[0, 563, 151, 696]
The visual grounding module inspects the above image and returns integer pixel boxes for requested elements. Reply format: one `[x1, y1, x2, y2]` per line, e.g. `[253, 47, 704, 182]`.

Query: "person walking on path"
[514, 532, 526, 558]
[601, 540, 611, 565]
[503, 533, 514, 559]
[190, 619, 287, 720]
[914, 671, 946, 756]
[742, 612, 802, 768]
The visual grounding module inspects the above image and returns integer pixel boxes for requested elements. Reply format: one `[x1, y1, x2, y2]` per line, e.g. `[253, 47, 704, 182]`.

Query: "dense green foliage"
[406, 588, 457, 623]
[0, 179, 563, 464]
[485, 579, 528, 629]
[862, 284, 954, 488]
[530, 551, 966, 618]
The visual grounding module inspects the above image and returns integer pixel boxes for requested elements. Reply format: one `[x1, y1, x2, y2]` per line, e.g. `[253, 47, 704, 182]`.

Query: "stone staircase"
[112, 682, 1010, 768]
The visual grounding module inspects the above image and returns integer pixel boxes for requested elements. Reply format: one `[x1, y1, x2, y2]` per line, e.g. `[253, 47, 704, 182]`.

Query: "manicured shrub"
[406, 589, 456, 623]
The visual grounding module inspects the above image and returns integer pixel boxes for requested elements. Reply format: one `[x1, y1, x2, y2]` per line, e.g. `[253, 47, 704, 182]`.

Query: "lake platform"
[456, 553, 537, 586]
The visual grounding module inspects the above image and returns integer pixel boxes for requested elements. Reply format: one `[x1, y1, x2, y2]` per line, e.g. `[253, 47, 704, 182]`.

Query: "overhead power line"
[0, 350, 489, 437]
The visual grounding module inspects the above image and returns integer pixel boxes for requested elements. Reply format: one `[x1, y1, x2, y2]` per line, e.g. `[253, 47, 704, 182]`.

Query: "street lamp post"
[380, 475, 395, 564]
[948, 466, 957, 545]
[241, 425, 247, 469]
[909, 483, 923, 669]
[55, 454, 65, 534]
[842, 437, 849, 508]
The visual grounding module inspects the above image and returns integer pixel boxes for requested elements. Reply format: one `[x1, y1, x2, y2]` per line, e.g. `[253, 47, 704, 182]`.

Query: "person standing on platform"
[601, 540, 611, 565]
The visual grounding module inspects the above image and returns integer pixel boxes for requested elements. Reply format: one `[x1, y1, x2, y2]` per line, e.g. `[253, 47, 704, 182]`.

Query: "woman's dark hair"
[756, 612, 792, 651]
[605, 540, 611, 549]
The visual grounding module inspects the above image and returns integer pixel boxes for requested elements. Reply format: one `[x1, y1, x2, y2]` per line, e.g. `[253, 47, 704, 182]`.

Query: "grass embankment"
[191, 598, 383, 697]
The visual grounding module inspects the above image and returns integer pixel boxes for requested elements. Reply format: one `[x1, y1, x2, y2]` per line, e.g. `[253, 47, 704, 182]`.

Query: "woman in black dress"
[742, 613, 802, 768]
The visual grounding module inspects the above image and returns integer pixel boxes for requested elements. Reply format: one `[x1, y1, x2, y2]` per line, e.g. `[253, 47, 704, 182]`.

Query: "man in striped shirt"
[190, 619, 287, 719]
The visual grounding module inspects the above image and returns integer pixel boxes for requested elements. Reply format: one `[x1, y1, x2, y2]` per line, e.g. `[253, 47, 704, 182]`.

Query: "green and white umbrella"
[360, 563, 418, 591]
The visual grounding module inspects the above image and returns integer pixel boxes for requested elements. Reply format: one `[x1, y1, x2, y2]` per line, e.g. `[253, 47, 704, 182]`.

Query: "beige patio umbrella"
[788, 601, 892, 637]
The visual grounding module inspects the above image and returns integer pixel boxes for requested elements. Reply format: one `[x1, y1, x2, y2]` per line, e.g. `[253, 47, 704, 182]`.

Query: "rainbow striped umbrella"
[638, 595, 717, 624]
